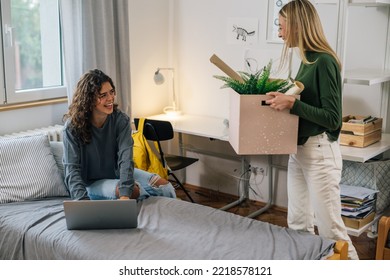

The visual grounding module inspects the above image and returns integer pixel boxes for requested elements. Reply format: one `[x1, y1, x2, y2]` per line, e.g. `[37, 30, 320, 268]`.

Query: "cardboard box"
[228, 90, 299, 155]
[340, 115, 382, 147]
[342, 211, 375, 229]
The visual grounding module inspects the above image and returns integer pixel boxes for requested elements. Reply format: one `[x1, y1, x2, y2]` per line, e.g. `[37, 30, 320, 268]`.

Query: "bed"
[0, 196, 347, 260]
[0, 134, 346, 260]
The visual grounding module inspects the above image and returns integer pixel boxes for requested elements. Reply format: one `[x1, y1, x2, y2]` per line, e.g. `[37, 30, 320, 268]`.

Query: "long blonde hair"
[279, 0, 341, 70]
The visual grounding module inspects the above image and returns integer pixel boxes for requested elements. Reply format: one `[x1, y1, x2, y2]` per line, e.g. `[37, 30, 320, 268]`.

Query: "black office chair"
[134, 118, 198, 203]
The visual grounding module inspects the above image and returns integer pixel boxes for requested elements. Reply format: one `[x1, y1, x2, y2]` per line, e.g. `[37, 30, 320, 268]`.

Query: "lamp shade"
[153, 67, 181, 116]
[154, 70, 165, 85]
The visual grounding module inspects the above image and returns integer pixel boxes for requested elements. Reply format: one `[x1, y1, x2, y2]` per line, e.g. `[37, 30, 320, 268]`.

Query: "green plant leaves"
[213, 59, 293, 95]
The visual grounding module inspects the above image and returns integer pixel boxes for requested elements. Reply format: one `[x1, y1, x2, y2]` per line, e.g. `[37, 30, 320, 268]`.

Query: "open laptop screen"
[63, 199, 138, 230]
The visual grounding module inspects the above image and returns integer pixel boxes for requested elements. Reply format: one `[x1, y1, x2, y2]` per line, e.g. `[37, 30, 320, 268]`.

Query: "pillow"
[50, 141, 65, 179]
[0, 133, 69, 203]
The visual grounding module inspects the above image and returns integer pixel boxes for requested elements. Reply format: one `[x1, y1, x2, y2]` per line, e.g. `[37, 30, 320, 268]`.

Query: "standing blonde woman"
[266, 0, 359, 259]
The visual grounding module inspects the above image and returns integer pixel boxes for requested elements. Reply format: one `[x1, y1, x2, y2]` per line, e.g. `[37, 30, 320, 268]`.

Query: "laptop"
[63, 199, 138, 230]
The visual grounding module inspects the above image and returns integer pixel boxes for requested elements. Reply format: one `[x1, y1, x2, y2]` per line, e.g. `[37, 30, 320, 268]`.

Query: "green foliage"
[12, 0, 43, 88]
[213, 60, 293, 95]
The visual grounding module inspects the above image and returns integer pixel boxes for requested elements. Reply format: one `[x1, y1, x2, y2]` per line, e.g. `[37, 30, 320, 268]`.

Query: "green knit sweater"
[291, 51, 342, 145]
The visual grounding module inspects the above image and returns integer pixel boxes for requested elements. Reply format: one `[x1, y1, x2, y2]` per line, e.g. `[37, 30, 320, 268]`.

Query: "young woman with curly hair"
[266, 0, 359, 259]
[62, 69, 176, 201]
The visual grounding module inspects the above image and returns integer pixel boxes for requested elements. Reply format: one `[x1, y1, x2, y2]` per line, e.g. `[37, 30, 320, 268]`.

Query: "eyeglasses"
[97, 88, 116, 101]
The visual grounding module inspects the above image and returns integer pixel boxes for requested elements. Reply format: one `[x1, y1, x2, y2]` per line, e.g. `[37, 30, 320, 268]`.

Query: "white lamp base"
[163, 106, 182, 117]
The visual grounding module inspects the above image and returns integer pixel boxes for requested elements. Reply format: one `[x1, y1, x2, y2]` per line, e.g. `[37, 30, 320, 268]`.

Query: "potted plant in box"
[210, 54, 302, 155]
[213, 59, 295, 95]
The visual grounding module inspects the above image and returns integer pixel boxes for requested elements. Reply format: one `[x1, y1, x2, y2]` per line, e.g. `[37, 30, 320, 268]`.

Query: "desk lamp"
[154, 67, 181, 116]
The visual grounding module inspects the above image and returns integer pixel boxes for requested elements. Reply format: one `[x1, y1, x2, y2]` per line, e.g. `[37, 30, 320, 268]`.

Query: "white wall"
[129, 0, 390, 208]
[342, 6, 390, 123]
[176, 0, 277, 118]
[0, 103, 67, 135]
[174, 0, 287, 205]
[129, 0, 171, 118]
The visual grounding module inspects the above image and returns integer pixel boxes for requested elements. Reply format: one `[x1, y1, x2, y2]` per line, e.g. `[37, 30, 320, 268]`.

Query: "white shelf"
[346, 213, 382, 237]
[349, 0, 390, 6]
[344, 69, 390, 85]
[340, 133, 390, 162]
[314, 0, 338, 4]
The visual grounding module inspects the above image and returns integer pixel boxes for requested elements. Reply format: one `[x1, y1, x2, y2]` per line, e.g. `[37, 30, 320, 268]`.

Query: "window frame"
[0, 0, 67, 106]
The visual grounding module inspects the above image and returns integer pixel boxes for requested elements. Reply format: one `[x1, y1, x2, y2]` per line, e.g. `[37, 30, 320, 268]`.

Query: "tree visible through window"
[12, 0, 43, 89]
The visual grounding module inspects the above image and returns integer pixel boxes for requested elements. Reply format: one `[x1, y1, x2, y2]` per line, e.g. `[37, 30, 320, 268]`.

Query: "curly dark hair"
[63, 69, 118, 144]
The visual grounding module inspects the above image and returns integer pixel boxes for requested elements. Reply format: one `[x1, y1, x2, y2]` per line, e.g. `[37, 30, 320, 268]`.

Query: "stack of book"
[340, 184, 378, 229]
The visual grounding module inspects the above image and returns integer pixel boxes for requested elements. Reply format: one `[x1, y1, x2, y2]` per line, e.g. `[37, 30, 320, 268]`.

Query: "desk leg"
[178, 132, 184, 156]
[219, 157, 250, 211]
[176, 133, 276, 215]
[178, 132, 186, 182]
[247, 155, 274, 218]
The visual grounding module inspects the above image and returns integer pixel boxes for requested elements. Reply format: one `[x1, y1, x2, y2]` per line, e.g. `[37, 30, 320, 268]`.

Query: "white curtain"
[60, 0, 131, 116]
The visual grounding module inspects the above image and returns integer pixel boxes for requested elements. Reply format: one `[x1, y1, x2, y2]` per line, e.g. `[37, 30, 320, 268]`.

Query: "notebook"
[63, 199, 138, 230]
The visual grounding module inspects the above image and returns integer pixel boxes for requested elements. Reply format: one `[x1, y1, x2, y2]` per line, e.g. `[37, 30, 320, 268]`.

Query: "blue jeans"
[86, 168, 176, 200]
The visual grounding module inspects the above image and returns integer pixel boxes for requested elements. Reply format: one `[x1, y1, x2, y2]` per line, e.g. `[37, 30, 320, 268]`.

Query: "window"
[0, 0, 66, 105]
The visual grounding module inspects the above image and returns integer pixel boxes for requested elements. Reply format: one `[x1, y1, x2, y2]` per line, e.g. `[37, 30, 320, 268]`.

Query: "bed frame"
[327, 240, 348, 260]
[376, 215, 390, 260]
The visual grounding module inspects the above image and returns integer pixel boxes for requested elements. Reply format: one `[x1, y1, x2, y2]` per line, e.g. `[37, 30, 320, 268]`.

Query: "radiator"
[0, 124, 64, 142]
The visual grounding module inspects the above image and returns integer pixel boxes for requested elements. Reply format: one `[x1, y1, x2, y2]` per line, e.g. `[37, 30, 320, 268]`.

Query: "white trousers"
[287, 133, 359, 260]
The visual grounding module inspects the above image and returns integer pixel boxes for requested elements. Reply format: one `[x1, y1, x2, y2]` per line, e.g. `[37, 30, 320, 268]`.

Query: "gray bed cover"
[0, 197, 334, 260]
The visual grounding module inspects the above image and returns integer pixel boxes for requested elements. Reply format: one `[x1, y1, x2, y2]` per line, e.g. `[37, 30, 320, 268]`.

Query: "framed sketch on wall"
[266, 0, 289, 43]
[227, 17, 259, 45]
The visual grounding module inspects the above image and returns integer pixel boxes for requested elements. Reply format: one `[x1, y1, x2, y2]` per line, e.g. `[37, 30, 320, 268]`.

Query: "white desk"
[147, 113, 390, 224]
[147, 113, 255, 213]
[148, 114, 229, 141]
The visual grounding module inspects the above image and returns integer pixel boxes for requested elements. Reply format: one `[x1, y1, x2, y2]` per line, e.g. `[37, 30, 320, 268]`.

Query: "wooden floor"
[176, 184, 377, 260]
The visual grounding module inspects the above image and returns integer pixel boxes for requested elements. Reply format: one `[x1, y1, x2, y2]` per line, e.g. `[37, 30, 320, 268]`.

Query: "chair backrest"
[133, 118, 174, 168]
[134, 118, 174, 141]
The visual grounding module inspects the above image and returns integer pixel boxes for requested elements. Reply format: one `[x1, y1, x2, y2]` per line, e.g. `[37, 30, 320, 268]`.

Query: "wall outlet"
[251, 166, 264, 175]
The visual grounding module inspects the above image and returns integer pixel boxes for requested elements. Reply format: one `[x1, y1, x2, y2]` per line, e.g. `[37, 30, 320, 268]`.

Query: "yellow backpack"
[132, 118, 168, 179]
